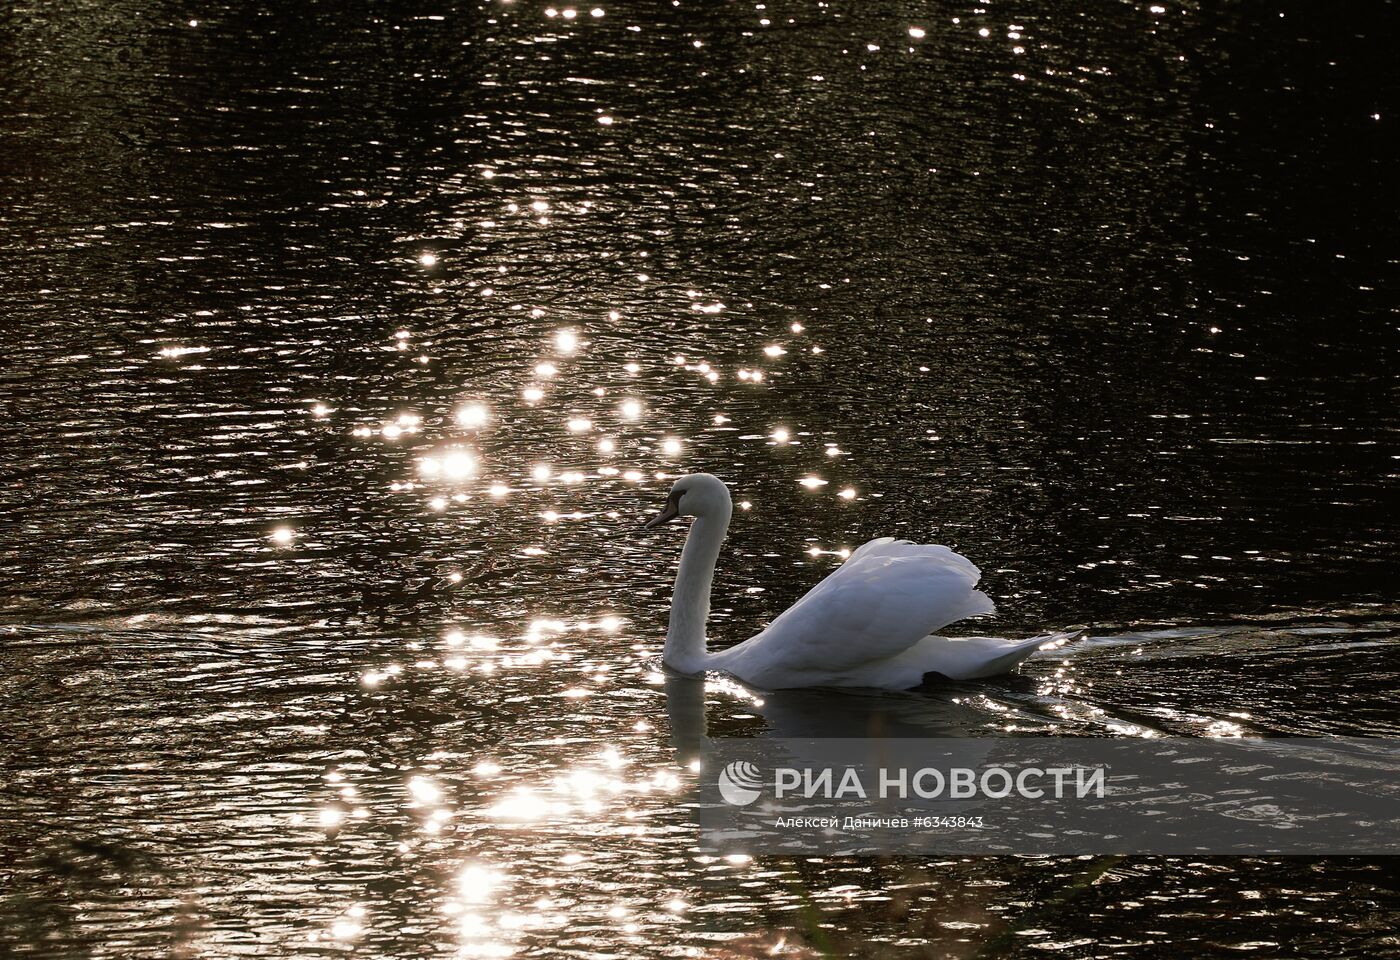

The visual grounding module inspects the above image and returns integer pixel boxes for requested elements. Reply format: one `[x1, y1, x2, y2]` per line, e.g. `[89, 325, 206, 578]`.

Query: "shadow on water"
[665, 670, 995, 750]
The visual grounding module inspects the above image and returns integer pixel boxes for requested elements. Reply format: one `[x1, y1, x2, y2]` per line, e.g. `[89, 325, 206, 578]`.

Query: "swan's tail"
[951, 629, 1084, 680]
[972, 634, 1052, 679]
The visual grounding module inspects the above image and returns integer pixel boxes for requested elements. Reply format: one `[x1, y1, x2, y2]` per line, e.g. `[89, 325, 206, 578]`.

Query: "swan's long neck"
[664, 506, 731, 672]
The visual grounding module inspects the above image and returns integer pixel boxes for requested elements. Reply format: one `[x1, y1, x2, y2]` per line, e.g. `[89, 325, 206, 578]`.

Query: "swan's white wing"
[723, 539, 995, 683]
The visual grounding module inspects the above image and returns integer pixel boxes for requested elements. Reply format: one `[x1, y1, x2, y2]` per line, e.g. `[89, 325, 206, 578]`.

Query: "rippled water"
[2, 0, 1397, 956]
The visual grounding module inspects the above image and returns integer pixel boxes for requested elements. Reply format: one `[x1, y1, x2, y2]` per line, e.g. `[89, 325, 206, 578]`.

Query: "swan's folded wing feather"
[732, 541, 995, 676]
[840, 538, 983, 583]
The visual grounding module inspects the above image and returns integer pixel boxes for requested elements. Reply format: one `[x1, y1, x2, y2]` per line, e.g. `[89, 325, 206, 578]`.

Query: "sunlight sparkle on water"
[330, 918, 362, 941]
[799, 476, 828, 489]
[457, 404, 490, 428]
[486, 789, 554, 820]
[419, 448, 477, 480]
[408, 776, 442, 805]
[271, 526, 295, 545]
[459, 865, 503, 903]
[420, 253, 438, 267]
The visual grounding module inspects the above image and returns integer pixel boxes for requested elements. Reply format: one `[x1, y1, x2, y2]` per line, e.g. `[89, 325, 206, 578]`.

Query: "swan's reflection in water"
[663, 669, 995, 760]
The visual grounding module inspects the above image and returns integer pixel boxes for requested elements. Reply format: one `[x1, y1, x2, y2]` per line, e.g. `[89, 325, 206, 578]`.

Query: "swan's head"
[643, 472, 731, 528]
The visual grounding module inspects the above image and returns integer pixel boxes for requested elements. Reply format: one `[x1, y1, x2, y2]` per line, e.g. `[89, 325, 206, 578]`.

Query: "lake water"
[2, 0, 1397, 956]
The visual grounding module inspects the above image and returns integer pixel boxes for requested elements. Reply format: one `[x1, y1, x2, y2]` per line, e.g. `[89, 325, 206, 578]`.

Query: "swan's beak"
[644, 493, 682, 529]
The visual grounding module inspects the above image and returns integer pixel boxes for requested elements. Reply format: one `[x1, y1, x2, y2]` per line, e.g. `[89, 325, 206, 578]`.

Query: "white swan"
[645, 473, 1068, 690]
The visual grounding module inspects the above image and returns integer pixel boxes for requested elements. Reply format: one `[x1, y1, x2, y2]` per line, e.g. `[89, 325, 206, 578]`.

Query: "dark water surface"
[2, 0, 1398, 956]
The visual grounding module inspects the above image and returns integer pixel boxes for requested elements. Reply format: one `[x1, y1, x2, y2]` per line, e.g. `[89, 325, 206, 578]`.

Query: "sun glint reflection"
[457, 404, 490, 428]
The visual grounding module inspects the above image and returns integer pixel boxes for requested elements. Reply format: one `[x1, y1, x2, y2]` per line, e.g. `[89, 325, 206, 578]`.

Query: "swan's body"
[647, 473, 1065, 690]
